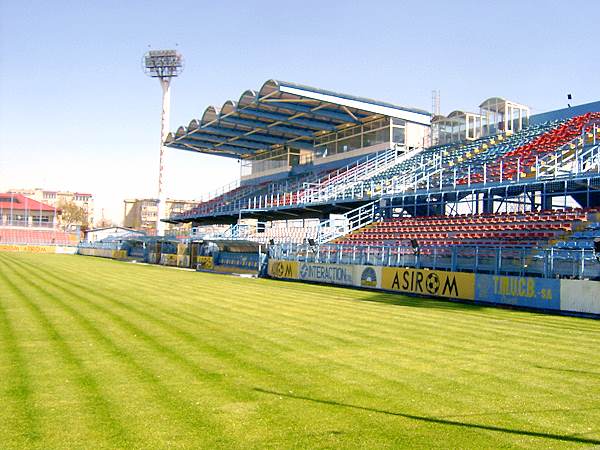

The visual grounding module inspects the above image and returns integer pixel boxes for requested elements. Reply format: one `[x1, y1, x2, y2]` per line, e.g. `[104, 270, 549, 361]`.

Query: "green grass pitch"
[0, 252, 599, 449]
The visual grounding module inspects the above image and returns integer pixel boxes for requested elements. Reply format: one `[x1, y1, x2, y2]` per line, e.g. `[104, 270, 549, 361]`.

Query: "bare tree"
[95, 217, 113, 228]
[58, 200, 89, 231]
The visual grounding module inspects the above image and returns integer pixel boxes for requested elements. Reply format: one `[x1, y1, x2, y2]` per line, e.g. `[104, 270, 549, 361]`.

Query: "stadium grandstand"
[0, 193, 80, 246]
[150, 80, 599, 281]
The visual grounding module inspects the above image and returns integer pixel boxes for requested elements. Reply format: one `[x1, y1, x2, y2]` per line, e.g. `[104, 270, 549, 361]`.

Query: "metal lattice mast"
[431, 89, 440, 116]
[143, 49, 183, 236]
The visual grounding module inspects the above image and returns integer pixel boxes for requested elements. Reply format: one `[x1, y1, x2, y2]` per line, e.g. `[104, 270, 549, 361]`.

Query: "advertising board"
[268, 260, 299, 279]
[196, 256, 214, 270]
[354, 265, 381, 289]
[381, 267, 475, 300]
[298, 262, 354, 286]
[216, 252, 260, 271]
[560, 279, 600, 314]
[475, 274, 560, 310]
[0, 244, 57, 253]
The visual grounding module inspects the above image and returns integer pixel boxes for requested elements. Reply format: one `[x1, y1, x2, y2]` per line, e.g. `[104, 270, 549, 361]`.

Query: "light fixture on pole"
[143, 49, 184, 236]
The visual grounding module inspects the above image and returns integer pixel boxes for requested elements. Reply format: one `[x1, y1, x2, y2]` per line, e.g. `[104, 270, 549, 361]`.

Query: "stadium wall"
[78, 244, 262, 274]
[78, 247, 127, 259]
[267, 259, 600, 316]
[560, 279, 600, 315]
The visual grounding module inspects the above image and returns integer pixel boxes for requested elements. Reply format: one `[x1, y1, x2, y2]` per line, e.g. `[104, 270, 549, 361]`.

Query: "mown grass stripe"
[46, 255, 598, 353]
[0, 258, 133, 448]
[19, 256, 600, 412]
[10, 256, 510, 443]
[0, 253, 236, 448]
[36, 256, 596, 442]
[10, 257, 250, 389]
[21, 256, 281, 381]
[13, 254, 483, 434]
[82, 263, 599, 357]
[18, 253, 600, 422]
[0, 262, 41, 446]
[2, 252, 599, 448]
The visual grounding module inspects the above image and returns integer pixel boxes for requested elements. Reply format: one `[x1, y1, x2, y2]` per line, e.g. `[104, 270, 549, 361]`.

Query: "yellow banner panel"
[0, 244, 58, 253]
[196, 256, 214, 270]
[381, 267, 475, 300]
[111, 250, 127, 260]
[268, 260, 299, 279]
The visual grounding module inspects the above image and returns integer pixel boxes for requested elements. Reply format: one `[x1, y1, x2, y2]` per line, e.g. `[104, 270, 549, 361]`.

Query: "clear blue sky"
[1, 0, 598, 223]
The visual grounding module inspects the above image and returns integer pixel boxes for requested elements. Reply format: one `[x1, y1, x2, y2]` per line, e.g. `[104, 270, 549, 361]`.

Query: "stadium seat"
[332, 208, 597, 250]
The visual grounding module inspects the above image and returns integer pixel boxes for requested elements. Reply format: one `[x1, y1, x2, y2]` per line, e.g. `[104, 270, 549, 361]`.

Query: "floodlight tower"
[143, 49, 184, 236]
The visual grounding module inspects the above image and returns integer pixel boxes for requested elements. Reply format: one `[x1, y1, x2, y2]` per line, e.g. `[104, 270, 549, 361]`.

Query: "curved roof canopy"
[479, 97, 528, 113]
[432, 110, 485, 124]
[479, 97, 506, 109]
[165, 79, 431, 159]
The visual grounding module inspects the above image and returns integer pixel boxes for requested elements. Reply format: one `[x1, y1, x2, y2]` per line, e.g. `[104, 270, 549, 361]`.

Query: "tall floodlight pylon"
[143, 49, 183, 236]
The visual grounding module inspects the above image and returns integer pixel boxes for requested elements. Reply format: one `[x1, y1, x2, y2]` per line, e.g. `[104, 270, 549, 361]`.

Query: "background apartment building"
[123, 198, 199, 235]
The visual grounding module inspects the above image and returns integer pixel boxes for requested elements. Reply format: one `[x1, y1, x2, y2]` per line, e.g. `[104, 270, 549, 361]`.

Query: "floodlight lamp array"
[143, 50, 184, 78]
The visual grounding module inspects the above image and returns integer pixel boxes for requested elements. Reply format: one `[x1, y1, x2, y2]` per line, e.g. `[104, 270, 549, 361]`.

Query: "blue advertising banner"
[215, 252, 260, 271]
[476, 274, 561, 310]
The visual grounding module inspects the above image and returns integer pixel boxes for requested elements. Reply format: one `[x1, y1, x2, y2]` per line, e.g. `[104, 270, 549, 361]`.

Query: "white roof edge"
[280, 86, 431, 126]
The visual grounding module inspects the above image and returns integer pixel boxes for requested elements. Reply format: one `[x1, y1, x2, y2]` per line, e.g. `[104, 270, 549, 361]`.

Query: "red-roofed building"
[8, 188, 94, 228]
[0, 193, 59, 228]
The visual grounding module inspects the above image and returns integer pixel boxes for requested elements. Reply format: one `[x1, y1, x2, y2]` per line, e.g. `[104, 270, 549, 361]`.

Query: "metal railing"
[535, 125, 599, 178]
[297, 146, 418, 204]
[0, 220, 57, 228]
[170, 119, 600, 221]
[195, 201, 377, 245]
[271, 242, 600, 280]
[317, 201, 376, 244]
[170, 146, 410, 220]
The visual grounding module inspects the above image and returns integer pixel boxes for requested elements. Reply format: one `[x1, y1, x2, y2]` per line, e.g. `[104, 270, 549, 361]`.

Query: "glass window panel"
[364, 128, 388, 147]
[522, 110, 529, 128]
[323, 141, 337, 157]
[338, 135, 361, 153]
[392, 127, 405, 144]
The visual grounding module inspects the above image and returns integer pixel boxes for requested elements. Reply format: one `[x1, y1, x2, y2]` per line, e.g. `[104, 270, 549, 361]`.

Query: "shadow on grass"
[253, 388, 600, 446]
[440, 405, 600, 418]
[534, 364, 600, 377]
[359, 291, 486, 311]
